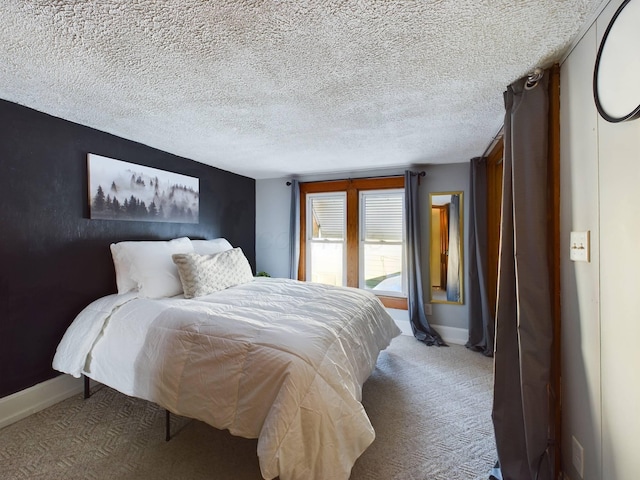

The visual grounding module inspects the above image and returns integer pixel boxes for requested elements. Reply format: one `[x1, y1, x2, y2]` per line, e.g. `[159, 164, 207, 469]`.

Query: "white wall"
[560, 20, 602, 480]
[255, 162, 470, 332]
[561, 0, 640, 478]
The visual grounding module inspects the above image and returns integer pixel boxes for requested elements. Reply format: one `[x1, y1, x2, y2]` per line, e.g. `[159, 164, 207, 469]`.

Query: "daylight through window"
[299, 177, 407, 309]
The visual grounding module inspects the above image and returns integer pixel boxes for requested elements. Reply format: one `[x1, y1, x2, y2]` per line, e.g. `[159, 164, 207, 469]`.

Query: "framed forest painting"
[87, 154, 199, 224]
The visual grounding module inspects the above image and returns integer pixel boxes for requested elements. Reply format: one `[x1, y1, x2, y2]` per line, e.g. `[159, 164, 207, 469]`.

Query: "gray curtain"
[467, 157, 494, 356]
[288, 179, 300, 280]
[492, 72, 553, 480]
[446, 194, 461, 301]
[404, 170, 446, 346]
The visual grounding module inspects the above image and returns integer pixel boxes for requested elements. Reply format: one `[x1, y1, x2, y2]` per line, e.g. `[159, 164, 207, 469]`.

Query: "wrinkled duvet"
[53, 278, 401, 480]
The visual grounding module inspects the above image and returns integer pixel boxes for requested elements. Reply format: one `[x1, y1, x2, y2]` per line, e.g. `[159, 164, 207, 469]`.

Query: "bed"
[52, 237, 401, 480]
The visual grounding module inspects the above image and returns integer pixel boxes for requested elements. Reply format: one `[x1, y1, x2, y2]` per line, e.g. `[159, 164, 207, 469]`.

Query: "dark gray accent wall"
[0, 99, 255, 398]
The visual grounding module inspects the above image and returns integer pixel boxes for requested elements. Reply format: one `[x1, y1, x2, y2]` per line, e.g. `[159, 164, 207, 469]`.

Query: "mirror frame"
[593, 0, 640, 123]
[429, 191, 464, 305]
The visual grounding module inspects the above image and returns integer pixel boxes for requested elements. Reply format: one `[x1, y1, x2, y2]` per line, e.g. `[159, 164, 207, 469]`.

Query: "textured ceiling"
[0, 1, 604, 179]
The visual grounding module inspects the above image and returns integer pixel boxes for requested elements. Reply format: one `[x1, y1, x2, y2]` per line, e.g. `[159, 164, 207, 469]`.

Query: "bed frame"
[83, 374, 172, 441]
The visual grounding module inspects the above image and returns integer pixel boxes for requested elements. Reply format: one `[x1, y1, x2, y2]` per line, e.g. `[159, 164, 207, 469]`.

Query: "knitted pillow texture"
[172, 247, 254, 298]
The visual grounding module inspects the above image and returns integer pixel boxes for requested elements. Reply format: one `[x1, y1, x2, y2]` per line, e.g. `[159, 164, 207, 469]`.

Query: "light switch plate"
[570, 231, 590, 262]
[572, 436, 584, 478]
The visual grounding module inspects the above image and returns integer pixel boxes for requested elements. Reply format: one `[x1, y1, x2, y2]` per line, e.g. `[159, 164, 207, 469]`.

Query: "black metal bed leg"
[83, 375, 90, 399]
[83, 374, 172, 442]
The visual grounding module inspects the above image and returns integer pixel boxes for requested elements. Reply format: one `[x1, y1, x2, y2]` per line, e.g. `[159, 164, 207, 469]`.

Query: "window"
[360, 190, 405, 296]
[306, 193, 346, 286]
[299, 177, 407, 309]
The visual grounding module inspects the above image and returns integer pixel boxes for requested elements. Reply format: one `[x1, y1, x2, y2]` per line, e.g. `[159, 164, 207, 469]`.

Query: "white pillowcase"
[191, 238, 233, 255]
[172, 247, 254, 298]
[110, 237, 194, 298]
[110, 242, 138, 294]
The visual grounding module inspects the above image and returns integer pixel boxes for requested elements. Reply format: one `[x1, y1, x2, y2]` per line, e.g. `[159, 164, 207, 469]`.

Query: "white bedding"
[53, 277, 401, 480]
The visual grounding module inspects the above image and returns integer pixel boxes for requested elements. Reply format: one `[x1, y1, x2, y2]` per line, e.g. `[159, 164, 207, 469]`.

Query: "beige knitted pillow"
[172, 247, 254, 298]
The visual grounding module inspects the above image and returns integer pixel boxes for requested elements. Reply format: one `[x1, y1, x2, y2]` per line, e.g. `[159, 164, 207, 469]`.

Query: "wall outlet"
[424, 303, 432, 315]
[570, 231, 590, 262]
[572, 436, 584, 478]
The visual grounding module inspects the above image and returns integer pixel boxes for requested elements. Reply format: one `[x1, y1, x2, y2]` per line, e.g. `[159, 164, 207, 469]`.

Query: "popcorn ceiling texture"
[0, 1, 603, 179]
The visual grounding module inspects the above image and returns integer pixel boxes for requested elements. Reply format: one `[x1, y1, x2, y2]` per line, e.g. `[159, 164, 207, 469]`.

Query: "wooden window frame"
[299, 176, 407, 310]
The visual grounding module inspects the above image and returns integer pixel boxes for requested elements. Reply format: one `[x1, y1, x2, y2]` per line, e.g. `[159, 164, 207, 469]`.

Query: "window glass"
[360, 190, 405, 295]
[307, 193, 346, 286]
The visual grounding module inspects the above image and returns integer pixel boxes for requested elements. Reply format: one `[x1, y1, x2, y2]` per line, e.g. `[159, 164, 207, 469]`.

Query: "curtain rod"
[525, 67, 544, 90]
[286, 171, 424, 186]
[478, 67, 542, 162]
[480, 126, 504, 160]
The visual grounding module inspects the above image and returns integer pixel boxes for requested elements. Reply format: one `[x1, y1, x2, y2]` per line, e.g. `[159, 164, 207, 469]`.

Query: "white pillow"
[191, 238, 233, 255]
[110, 242, 138, 294]
[110, 237, 194, 297]
[172, 247, 254, 298]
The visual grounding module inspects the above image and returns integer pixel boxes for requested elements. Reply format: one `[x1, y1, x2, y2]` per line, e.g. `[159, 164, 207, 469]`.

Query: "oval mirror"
[593, 0, 640, 122]
[429, 192, 463, 304]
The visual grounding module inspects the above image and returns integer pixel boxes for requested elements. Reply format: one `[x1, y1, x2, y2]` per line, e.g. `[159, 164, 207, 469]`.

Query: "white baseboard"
[430, 324, 468, 346]
[396, 321, 468, 346]
[386, 308, 468, 346]
[0, 374, 85, 429]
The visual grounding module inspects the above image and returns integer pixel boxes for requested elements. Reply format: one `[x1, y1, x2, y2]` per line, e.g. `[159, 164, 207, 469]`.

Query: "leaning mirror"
[429, 192, 464, 304]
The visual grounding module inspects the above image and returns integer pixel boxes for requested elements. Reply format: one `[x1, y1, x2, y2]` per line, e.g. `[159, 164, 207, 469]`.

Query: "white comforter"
[52, 278, 401, 480]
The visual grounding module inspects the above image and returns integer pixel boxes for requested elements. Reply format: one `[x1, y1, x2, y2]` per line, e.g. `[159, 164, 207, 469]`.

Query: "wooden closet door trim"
[486, 138, 504, 318]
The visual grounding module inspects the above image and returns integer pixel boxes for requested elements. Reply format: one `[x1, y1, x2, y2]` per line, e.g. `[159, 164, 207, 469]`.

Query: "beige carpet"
[0, 335, 496, 480]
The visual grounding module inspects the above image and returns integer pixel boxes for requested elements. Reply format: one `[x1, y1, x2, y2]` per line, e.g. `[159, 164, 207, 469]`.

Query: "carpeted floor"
[0, 335, 496, 479]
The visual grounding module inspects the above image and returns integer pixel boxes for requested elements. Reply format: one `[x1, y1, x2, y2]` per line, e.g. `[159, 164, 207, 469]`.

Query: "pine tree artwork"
[88, 154, 199, 223]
